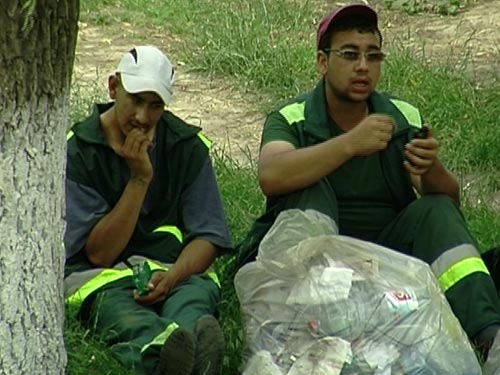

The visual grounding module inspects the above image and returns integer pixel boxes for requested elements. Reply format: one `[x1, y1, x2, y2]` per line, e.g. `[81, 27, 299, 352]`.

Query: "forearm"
[420, 160, 460, 204]
[166, 239, 217, 286]
[258, 135, 352, 196]
[85, 177, 150, 267]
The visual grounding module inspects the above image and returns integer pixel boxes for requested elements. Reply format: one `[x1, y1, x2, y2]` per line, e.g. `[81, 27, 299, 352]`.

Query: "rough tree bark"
[0, 1, 79, 373]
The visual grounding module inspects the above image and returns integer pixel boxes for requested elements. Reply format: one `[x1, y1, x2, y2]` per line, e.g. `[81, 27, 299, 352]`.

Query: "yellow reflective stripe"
[67, 130, 74, 140]
[438, 257, 490, 292]
[279, 102, 306, 125]
[153, 225, 183, 243]
[66, 261, 167, 308]
[207, 271, 220, 287]
[390, 99, 422, 127]
[146, 259, 219, 287]
[66, 268, 133, 308]
[431, 244, 479, 276]
[146, 260, 169, 272]
[197, 132, 212, 149]
[66, 259, 219, 309]
[141, 322, 179, 353]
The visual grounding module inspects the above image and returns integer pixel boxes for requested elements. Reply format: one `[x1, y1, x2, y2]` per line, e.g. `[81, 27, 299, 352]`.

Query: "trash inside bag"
[234, 209, 481, 375]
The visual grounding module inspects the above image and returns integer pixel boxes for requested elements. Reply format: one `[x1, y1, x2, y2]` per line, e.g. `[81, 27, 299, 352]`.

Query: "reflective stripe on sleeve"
[153, 225, 183, 243]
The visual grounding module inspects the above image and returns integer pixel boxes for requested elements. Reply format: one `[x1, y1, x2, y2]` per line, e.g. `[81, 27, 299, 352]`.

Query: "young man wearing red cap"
[64, 46, 230, 375]
[237, 3, 500, 371]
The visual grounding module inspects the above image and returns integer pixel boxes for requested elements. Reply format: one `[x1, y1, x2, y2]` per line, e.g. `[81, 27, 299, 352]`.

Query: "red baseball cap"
[316, 3, 378, 49]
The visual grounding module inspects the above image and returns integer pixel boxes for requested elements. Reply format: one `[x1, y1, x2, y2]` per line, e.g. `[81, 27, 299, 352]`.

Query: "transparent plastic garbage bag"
[235, 209, 481, 375]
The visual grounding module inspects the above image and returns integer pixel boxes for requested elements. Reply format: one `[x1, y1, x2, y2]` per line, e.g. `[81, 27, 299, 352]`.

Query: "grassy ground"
[67, 0, 500, 374]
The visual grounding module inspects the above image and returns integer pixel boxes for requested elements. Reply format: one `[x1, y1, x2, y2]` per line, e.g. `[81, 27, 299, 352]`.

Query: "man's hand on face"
[116, 128, 154, 183]
[344, 114, 395, 157]
[404, 126, 439, 175]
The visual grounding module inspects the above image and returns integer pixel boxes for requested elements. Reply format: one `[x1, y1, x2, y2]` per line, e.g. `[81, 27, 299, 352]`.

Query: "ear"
[317, 50, 328, 76]
[108, 75, 119, 100]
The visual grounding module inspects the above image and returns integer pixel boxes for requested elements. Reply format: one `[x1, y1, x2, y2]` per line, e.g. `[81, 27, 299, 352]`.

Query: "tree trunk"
[0, 1, 79, 373]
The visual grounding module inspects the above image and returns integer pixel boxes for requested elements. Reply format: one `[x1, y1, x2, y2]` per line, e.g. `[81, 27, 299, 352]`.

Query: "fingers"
[347, 115, 395, 156]
[122, 129, 151, 158]
[404, 160, 426, 175]
[134, 272, 171, 305]
[134, 285, 167, 305]
[365, 115, 395, 144]
[405, 138, 438, 175]
[369, 114, 396, 133]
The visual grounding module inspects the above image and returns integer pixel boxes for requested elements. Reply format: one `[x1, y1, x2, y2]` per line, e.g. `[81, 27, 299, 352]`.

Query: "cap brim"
[120, 73, 172, 105]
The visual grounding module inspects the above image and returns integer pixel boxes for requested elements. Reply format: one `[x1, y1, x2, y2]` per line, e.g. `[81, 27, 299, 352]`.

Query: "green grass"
[379, 46, 500, 174]
[80, 0, 324, 109]
[212, 152, 263, 373]
[381, 0, 473, 15]
[69, 0, 500, 374]
[65, 314, 133, 375]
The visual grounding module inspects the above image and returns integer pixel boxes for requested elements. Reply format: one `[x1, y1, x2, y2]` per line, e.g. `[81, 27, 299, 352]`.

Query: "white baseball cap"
[116, 46, 175, 105]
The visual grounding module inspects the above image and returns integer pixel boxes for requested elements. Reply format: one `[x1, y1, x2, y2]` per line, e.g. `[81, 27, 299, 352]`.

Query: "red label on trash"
[384, 289, 418, 319]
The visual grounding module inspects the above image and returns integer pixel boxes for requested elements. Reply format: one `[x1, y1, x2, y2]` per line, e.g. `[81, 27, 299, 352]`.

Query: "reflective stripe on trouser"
[430, 243, 500, 337]
[374, 195, 500, 338]
[65, 255, 220, 312]
[265, 186, 500, 339]
[141, 322, 179, 354]
[431, 244, 490, 292]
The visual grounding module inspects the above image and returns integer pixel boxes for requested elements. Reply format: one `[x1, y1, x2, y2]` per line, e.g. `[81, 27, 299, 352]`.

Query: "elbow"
[259, 178, 274, 197]
[259, 170, 282, 197]
[451, 188, 460, 206]
[85, 248, 113, 268]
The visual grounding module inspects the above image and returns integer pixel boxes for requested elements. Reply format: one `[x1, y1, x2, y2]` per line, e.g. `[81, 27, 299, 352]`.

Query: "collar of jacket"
[301, 78, 414, 141]
[71, 102, 201, 150]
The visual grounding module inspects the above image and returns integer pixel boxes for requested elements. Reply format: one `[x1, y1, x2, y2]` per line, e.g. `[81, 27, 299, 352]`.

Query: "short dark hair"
[318, 16, 382, 51]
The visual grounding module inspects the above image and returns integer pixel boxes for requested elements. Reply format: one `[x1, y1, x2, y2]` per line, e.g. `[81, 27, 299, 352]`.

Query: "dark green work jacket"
[66, 103, 210, 273]
[237, 79, 424, 267]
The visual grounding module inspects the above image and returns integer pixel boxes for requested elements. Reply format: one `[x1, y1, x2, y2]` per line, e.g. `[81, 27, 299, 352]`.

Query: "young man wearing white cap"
[237, 3, 500, 371]
[64, 46, 230, 375]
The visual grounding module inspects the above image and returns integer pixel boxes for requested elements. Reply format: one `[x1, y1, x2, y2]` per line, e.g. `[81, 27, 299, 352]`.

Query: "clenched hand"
[133, 270, 179, 305]
[344, 114, 395, 157]
[404, 126, 438, 175]
[116, 128, 154, 183]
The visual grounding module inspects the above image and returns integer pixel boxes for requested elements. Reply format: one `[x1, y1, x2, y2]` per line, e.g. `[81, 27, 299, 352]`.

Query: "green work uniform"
[237, 78, 500, 339]
[64, 103, 232, 374]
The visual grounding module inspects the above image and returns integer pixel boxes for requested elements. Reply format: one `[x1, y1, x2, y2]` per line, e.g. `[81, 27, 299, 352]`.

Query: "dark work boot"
[483, 330, 500, 375]
[482, 247, 500, 291]
[156, 326, 196, 375]
[193, 315, 225, 375]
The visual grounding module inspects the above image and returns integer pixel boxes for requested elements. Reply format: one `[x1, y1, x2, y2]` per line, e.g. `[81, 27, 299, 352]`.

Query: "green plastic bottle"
[132, 261, 152, 296]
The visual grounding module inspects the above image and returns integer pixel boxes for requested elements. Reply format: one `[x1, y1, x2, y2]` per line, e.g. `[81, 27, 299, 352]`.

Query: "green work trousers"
[80, 274, 220, 375]
[267, 179, 500, 339]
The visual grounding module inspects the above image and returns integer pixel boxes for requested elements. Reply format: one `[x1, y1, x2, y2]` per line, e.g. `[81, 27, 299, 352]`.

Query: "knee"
[413, 194, 459, 212]
[178, 275, 221, 302]
[406, 194, 465, 228]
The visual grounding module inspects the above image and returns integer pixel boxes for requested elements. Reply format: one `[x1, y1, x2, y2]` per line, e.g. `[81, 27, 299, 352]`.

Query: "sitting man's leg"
[84, 277, 195, 375]
[377, 194, 500, 359]
[237, 178, 340, 267]
[159, 273, 223, 375]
